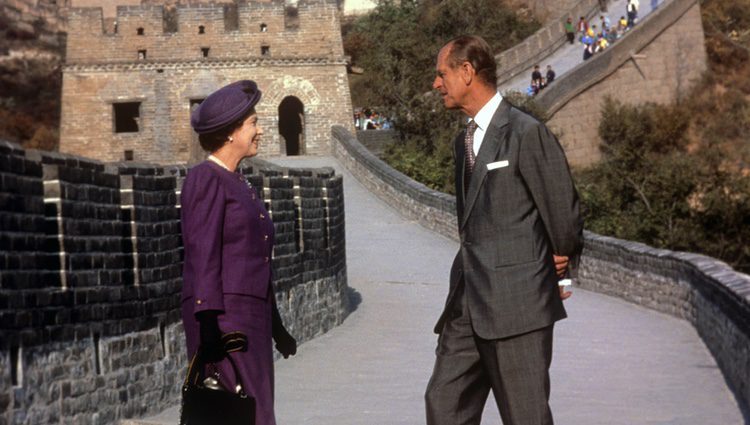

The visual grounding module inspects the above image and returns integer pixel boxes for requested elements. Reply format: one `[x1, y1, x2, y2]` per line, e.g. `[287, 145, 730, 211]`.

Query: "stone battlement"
[0, 140, 349, 424]
[66, 0, 343, 64]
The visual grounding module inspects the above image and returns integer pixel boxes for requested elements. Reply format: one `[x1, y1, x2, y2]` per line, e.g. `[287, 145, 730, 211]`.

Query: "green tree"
[344, 0, 540, 193]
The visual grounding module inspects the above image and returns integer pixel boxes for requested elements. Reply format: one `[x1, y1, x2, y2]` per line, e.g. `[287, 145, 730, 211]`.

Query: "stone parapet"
[0, 140, 349, 424]
[355, 129, 397, 158]
[331, 125, 750, 414]
[332, 126, 457, 241]
[578, 231, 750, 413]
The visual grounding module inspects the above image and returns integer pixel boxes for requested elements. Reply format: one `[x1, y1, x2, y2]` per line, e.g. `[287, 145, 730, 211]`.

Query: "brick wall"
[536, 0, 708, 167]
[331, 125, 750, 414]
[0, 140, 349, 424]
[59, 0, 355, 165]
[355, 129, 396, 158]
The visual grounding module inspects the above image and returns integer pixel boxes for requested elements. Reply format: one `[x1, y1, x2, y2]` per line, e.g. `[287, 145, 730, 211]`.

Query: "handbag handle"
[184, 331, 248, 395]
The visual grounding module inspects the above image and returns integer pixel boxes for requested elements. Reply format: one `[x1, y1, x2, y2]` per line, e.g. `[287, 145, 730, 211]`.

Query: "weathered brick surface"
[59, 0, 355, 164]
[537, 0, 707, 167]
[0, 141, 349, 425]
[332, 125, 750, 414]
[355, 129, 396, 158]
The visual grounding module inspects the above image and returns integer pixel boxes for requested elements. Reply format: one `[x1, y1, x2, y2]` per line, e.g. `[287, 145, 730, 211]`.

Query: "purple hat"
[191, 80, 262, 134]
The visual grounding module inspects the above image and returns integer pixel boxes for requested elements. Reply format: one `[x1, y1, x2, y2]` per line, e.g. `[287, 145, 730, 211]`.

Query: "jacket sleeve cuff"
[192, 296, 225, 314]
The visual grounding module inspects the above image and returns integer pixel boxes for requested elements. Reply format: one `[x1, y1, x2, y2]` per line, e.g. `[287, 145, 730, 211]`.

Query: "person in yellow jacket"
[596, 36, 609, 53]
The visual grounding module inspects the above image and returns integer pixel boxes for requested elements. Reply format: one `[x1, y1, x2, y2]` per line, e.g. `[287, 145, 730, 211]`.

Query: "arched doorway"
[278, 96, 304, 156]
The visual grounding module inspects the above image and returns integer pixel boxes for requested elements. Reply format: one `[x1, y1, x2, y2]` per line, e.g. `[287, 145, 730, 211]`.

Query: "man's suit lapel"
[460, 100, 511, 230]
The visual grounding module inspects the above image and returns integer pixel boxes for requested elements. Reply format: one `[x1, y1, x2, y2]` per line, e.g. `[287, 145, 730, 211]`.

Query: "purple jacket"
[181, 160, 277, 425]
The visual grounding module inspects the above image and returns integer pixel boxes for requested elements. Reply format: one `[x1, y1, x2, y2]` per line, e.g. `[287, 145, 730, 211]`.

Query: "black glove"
[272, 306, 297, 359]
[196, 310, 225, 363]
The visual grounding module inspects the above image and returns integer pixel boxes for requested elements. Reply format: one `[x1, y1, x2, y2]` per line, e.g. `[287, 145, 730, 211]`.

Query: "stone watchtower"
[60, 0, 354, 164]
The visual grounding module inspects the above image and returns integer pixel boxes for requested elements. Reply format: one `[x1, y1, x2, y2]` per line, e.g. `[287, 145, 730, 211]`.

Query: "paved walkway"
[130, 155, 744, 425]
[500, 0, 660, 94]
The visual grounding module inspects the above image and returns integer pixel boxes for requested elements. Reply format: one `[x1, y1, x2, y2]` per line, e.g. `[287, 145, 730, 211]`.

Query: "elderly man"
[425, 35, 583, 425]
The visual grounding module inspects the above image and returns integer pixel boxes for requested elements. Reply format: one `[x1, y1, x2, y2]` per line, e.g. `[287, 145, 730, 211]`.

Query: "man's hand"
[559, 285, 572, 301]
[554, 255, 572, 300]
[553, 255, 569, 278]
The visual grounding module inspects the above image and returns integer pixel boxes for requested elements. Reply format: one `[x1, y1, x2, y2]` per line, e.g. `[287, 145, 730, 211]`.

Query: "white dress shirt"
[469, 92, 503, 156]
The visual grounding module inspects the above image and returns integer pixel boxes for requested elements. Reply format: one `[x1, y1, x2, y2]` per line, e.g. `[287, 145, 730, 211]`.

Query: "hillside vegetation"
[576, 0, 750, 272]
[0, 12, 62, 151]
[343, 0, 540, 193]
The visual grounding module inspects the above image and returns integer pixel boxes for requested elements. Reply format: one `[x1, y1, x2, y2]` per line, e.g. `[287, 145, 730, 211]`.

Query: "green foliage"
[577, 97, 750, 272]
[344, 0, 540, 193]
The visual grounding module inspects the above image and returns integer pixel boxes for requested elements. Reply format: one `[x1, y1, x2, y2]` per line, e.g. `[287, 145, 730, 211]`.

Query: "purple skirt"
[183, 293, 276, 425]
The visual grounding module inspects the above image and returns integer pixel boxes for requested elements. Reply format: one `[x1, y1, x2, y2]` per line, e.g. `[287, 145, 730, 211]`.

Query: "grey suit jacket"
[435, 100, 584, 339]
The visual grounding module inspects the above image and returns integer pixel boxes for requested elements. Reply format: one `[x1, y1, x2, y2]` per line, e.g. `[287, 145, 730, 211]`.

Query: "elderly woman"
[180, 80, 297, 425]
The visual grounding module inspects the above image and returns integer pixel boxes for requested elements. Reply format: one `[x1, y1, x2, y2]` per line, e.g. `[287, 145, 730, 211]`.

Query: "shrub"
[577, 97, 750, 272]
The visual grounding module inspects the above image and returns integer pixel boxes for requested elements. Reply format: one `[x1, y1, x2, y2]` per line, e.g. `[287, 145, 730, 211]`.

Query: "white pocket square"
[487, 160, 509, 170]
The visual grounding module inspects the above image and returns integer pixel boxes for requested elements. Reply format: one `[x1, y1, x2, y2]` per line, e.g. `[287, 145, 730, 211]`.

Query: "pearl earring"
[228, 136, 234, 142]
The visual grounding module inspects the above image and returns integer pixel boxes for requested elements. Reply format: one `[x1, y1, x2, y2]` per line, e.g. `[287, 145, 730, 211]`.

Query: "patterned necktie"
[464, 121, 478, 173]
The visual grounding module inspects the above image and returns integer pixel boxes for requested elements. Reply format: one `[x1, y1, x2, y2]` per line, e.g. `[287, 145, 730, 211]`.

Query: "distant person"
[531, 65, 544, 94]
[595, 35, 609, 53]
[651, 0, 659, 9]
[576, 16, 588, 42]
[619, 15, 629, 32]
[587, 24, 597, 39]
[546, 65, 556, 84]
[600, 15, 611, 33]
[627, 0, 639, 28]
[183, 80, 298, 425]
[565, 17, 576, 44]
[363, 111, 376, 130]
[583, 43, 595, 60]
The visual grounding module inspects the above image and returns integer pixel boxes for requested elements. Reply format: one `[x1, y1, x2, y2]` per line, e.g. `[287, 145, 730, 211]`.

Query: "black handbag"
[180, 332, 256, 425]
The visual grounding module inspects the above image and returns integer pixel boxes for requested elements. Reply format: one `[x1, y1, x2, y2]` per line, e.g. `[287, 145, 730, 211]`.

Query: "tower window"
[137, 27, 144, 35]
[261, 45, 270, 56]
[113, 102, 141, 133]
[260, 23, 267, 32]
[124, 150, 134, 161]
[198, 25, 205, 34]
[201, 47, 210, 58]
[138, 49, 147, 60]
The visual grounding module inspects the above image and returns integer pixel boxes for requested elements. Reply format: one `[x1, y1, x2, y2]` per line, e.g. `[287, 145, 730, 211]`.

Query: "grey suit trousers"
[425, 283, 554, 425]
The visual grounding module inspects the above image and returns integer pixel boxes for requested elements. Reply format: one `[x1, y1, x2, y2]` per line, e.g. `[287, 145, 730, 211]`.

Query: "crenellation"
[1, 142, 349, 424]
